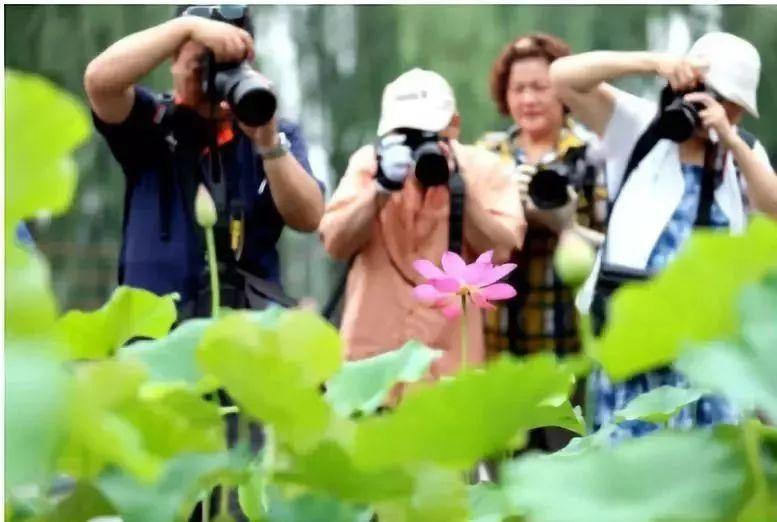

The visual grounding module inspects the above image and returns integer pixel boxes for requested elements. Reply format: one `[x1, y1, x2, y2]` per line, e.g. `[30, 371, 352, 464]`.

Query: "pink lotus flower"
[412, 250, 517, 319]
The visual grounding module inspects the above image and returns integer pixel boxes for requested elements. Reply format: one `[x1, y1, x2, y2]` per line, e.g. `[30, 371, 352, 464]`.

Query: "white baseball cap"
[376, 68, 457, 136]
[687, 32, 761, 118]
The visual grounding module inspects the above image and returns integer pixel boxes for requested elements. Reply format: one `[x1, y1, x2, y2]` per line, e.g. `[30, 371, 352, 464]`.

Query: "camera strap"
[321, 258, 352, 323]
[447, 156, 465, 255]
[695, 141, 722, 227]
[596, 117, 663, 273]
[591, 114, 663, 333]
[593, 116, 758, 333]
[156, 96, 219, 245]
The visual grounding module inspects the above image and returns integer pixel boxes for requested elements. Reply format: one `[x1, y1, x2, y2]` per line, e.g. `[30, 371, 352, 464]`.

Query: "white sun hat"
[687, 32, 761, 118]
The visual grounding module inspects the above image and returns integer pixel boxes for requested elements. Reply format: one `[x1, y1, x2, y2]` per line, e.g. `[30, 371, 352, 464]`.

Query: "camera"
[182, 4, 277, 127]
[200, 53, 277, 127]
[656, 83, 724, 143]
[393, 128, 450, 187]
[527, 144, 590, 210]
[656, 85, 704, 142]
[527, 161, 574, 210]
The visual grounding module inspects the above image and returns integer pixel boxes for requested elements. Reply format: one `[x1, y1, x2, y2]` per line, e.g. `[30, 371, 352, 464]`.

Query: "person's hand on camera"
[655, 55, 708, 92]
[514, 164, 535, 204]
[375, 134, 413, 192]
[657, 56, 706, 91]
[186, 17, 254, 63]
[682, 91, 736, 146]
[218, 86, 279, 150]
[527, 185, 578, 234]
[437, 140, 458, 176]
[240, 116, 279, 150]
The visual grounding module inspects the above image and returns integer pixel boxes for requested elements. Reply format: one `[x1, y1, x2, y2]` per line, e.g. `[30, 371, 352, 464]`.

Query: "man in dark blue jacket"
[85, 7, 325, 519]
[84, 5, 324, 318]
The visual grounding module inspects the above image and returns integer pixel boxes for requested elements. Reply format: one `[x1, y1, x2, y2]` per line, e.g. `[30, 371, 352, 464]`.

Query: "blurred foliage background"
[5, 5, 777, 311]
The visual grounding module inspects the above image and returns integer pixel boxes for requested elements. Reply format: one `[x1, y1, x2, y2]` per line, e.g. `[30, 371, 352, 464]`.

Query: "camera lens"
[661, 101, 700, 142]
[214, 64, 277, 127]
[528, 169, 570, 209]
[657, 84, 704, 143]
[231, 77, 277, 127]
[392, 129, 450, 187]
[414, 142, 450, 187]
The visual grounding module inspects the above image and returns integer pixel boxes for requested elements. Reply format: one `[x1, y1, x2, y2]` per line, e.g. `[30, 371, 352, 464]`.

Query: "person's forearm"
[84, 17, 193, 97]
[263, 155, 325, 232]
[319, 185, 389, 261]
[464, 194, 525, 264]
[551, 51, 664, 93]
[728, 136, 777, 218]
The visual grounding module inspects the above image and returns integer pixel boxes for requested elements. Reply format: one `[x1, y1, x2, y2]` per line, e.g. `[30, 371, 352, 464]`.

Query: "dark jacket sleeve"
[91, 86, 161, 171]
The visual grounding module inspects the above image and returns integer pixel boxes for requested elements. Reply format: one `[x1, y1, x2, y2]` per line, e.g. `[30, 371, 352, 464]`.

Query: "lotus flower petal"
[441, 251, 467, 279]
[479, 283, 517, 301]
[430, 277, 461, 293]
[413, 259, 447, 280]
[413, 284, 447, 303]
[471, 292, 496, 310]
[477, 263, 517, 287]
[462, 262, 492, 286]
[475, 250, 494, 265]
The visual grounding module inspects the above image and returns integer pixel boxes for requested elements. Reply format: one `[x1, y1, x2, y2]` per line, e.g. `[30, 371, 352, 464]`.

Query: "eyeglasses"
[182, 4, 248, 23]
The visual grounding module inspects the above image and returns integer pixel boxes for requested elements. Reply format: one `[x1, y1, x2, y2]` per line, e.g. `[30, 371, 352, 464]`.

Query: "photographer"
[84, 5, 324, 319]
[84, 7, 324, 518]
[319, 68, 525, 377]
[550, 32, 777, 441]
[477, 33, 608, 452]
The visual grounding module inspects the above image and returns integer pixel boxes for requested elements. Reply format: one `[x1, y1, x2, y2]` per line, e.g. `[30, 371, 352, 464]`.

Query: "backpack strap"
[592, 115, 664, 318]
[612, 120, 663, 209]
[734, 127, 758, 213]
[737, 127, 756, 149]
[597, 117, 663, 268]
[153, 93, 182, 243]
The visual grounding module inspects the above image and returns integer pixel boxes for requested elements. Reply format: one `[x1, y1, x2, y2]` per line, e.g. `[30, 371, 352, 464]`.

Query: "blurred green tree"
[5, 5, 775, 311]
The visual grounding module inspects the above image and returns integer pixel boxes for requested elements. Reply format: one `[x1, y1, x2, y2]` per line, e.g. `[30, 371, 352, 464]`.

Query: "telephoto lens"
[202, 52, 278, 127]
[213, 63, 277, 127]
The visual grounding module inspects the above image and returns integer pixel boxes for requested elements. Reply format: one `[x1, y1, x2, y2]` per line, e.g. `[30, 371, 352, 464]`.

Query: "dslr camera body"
[527, 146, 588, 210]
[182, 5, 277, 127]
[657, 82, 724, 142]
[382, 127, 451, 187]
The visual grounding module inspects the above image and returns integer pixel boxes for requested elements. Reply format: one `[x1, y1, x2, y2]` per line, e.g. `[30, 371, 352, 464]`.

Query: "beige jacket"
[319, 141, 525, 376]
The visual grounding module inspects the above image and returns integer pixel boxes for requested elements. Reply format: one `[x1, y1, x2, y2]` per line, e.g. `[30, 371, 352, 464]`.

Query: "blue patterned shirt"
[646, 164, 729, 271]
[592, 164, 739, 444]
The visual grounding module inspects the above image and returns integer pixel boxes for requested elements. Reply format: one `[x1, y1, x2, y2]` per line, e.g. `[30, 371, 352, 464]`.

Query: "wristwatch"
[257, 132, 289, 161]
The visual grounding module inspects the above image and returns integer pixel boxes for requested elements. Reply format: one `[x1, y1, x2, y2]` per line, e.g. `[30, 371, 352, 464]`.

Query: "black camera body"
[527, 143, 590, 210]
[656, 83, 719, 143]
[183, 5, 277, 127]
[201, 52, 277, 128]
[393, 128, 450, 187]
[528, 162, 574, 210]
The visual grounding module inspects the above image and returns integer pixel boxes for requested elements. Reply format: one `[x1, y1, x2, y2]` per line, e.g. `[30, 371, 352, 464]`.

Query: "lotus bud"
[554, 228, 596, 287]
[195, 184, 217, 228]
